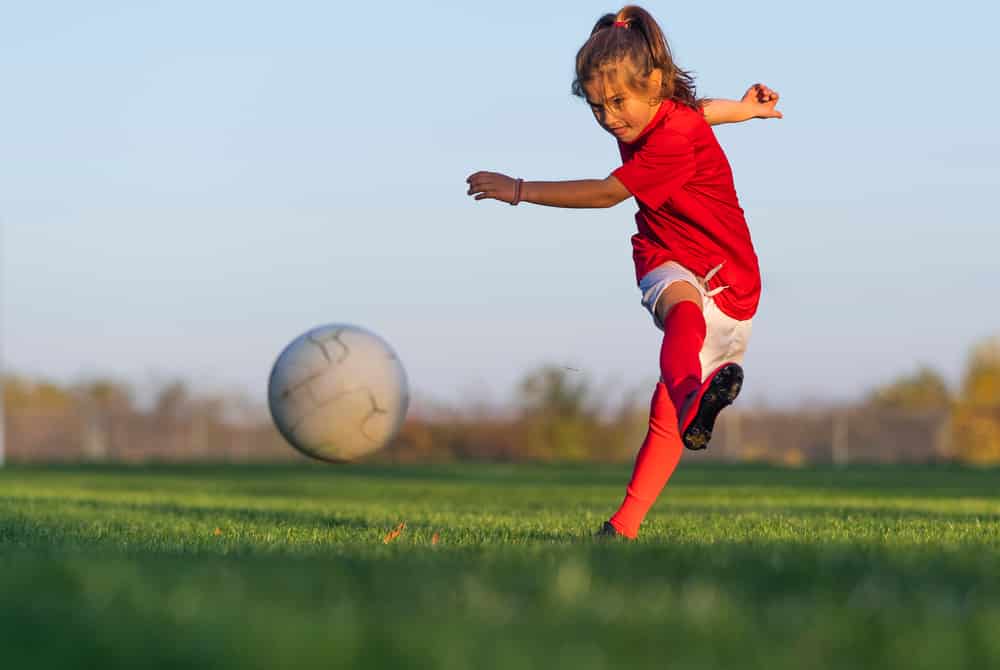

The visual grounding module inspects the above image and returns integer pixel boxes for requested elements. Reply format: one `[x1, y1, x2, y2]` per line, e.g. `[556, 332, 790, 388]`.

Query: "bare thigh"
[653, 280, 703, 326]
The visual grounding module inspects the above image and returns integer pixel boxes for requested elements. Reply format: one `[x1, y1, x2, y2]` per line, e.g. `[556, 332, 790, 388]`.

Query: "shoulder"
[618, 101, 701, 160]
[643, 120, 695, 156]
[632, 102, 703, 154]
[657, 100, 708, 138]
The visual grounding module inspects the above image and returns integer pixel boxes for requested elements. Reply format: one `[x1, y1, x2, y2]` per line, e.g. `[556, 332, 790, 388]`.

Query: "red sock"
[659, 301, 706, 411]
[609, 383, 683, 538]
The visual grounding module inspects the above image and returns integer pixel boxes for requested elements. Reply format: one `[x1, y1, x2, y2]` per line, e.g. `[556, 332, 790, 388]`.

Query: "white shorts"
[639, 261, 753, 382]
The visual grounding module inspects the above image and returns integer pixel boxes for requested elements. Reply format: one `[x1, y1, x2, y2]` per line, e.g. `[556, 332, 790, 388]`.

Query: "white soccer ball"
[268, 324, 409, 462]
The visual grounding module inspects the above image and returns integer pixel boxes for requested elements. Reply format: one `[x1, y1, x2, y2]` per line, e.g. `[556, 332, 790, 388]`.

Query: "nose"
[594, 107, 616, 127]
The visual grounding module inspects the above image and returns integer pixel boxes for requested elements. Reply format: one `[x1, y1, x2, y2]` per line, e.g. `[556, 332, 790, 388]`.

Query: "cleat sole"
[682, 364, 743, 451]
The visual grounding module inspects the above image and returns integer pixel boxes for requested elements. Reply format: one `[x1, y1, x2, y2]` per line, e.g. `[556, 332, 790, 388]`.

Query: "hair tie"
[613, 20, 629, 28]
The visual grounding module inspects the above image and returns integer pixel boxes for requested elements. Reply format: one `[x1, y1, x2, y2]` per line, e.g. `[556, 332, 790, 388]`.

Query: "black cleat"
[679, 363, 743, 451]
[594, 521, 628, 540]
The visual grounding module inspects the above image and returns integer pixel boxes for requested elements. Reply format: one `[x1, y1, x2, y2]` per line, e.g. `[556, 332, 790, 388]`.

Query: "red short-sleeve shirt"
[611, 100, 761, 321]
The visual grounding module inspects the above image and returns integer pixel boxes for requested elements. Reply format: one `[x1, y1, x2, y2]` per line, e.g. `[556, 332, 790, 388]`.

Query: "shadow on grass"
[2, 516, 997, 608]
[3, 491, 999, 568]
[0, 494, 577, 551]
[661, 501, 1000, 524]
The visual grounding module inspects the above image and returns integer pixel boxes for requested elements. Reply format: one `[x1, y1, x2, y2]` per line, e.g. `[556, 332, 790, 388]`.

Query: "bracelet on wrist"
[510, 178, 524, 206]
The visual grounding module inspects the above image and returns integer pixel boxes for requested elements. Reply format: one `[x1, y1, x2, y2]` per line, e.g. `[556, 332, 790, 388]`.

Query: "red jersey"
[612, 99, 761, 321]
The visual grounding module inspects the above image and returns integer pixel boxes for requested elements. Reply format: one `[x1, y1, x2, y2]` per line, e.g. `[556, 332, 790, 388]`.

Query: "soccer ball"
[268, 324, 409, 462]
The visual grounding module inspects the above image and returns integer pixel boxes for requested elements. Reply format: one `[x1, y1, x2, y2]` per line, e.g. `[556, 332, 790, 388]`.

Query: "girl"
[466, 5, 781, 539]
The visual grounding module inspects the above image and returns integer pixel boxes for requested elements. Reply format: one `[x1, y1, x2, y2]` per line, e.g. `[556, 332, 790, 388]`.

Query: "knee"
[654, 282, 703, 325]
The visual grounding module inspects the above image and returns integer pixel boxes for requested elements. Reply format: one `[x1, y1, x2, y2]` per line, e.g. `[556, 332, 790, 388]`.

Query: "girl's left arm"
[702, 83, 783, 126]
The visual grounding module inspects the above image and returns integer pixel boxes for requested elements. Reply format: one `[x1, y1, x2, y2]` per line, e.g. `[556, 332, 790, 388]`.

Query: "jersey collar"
[621, 99, 675, 145]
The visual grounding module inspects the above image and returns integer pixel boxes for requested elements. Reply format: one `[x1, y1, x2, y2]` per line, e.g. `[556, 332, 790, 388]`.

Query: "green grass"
[2, 463, 1000, 669]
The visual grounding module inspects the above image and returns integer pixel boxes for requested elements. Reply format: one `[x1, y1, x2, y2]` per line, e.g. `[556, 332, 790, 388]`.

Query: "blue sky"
[2, 1, 998, 407]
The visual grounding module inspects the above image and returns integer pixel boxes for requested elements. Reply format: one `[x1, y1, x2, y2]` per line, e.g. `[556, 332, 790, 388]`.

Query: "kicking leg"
[657, 281, 745, 451]
[653, 282, 706, 413]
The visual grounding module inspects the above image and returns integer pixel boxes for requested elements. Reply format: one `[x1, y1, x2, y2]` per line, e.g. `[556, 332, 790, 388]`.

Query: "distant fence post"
[81, 397, 109, 462]
[725, 410, 741, 460]
[0, 371, 5, 468]
[0, 220, 5, 468]
[934, 412, 953, 462]
[832, 411, 849, 467]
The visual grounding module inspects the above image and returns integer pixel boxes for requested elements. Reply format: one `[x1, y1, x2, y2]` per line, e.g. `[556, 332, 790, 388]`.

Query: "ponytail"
[572, 5, 698, 110]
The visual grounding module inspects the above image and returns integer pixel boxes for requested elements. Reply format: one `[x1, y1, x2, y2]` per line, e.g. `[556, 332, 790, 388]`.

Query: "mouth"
[609, 127, 628, 136]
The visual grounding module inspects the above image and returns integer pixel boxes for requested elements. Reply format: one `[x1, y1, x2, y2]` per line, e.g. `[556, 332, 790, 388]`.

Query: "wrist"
[511, 178, 525, 206]
[737, 101, 756, 122]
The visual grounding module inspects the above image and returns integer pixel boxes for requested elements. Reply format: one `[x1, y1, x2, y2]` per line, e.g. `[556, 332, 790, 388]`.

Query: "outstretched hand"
[466, 171, 518, 204]
[742, 83, 783, 119]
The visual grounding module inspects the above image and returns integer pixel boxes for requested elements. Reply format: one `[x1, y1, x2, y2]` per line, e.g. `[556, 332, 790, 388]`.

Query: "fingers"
[753, 83, 780, 103]
[465, 171, 483, 190]
[465, 171, 511, 202]
[467, 173, 494, 197]
[467, 178, 497, 200]
[466, 171, 496, 191]
[466, 172, 487, 197]
[746, 83, 784, 120]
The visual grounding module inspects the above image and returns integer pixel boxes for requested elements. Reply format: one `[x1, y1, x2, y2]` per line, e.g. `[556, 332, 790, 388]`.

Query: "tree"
[867, 366, 952, 412]
[153, 380, 192, 421]
[3, 375, 73, 411]
[952, 337, 1000, 464]
[516, 366, 601, 461]
[73, 379, 135, 461]
[73, 379, 133, 412]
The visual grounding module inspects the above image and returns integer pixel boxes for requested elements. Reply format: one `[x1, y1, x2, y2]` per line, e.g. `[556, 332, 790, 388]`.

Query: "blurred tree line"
[3, 377, 289, 462]
[949, 337, 1000, 463]
[392, 335, 1000, 466]
[4, 336, 1000, 465]
[387, 366, 646, 463]
[860, 336, 1000, 463]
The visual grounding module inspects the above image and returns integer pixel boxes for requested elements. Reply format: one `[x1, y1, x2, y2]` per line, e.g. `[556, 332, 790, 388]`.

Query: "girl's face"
[582, 64, 663, 144]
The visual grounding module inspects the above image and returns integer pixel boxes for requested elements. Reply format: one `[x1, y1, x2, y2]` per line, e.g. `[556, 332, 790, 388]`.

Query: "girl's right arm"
[702, 84, 783, 126]
[467, 172, 630, 209]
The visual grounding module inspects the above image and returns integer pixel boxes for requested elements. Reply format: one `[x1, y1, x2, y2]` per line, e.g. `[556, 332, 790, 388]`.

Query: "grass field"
[2, 463, 999, 669]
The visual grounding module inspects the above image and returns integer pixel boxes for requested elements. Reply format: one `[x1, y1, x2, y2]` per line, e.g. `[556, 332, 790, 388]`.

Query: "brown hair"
[571, 5, 699, 111]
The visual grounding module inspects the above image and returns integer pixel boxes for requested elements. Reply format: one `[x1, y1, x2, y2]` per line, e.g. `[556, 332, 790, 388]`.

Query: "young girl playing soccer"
[466, 5, 782, 539]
